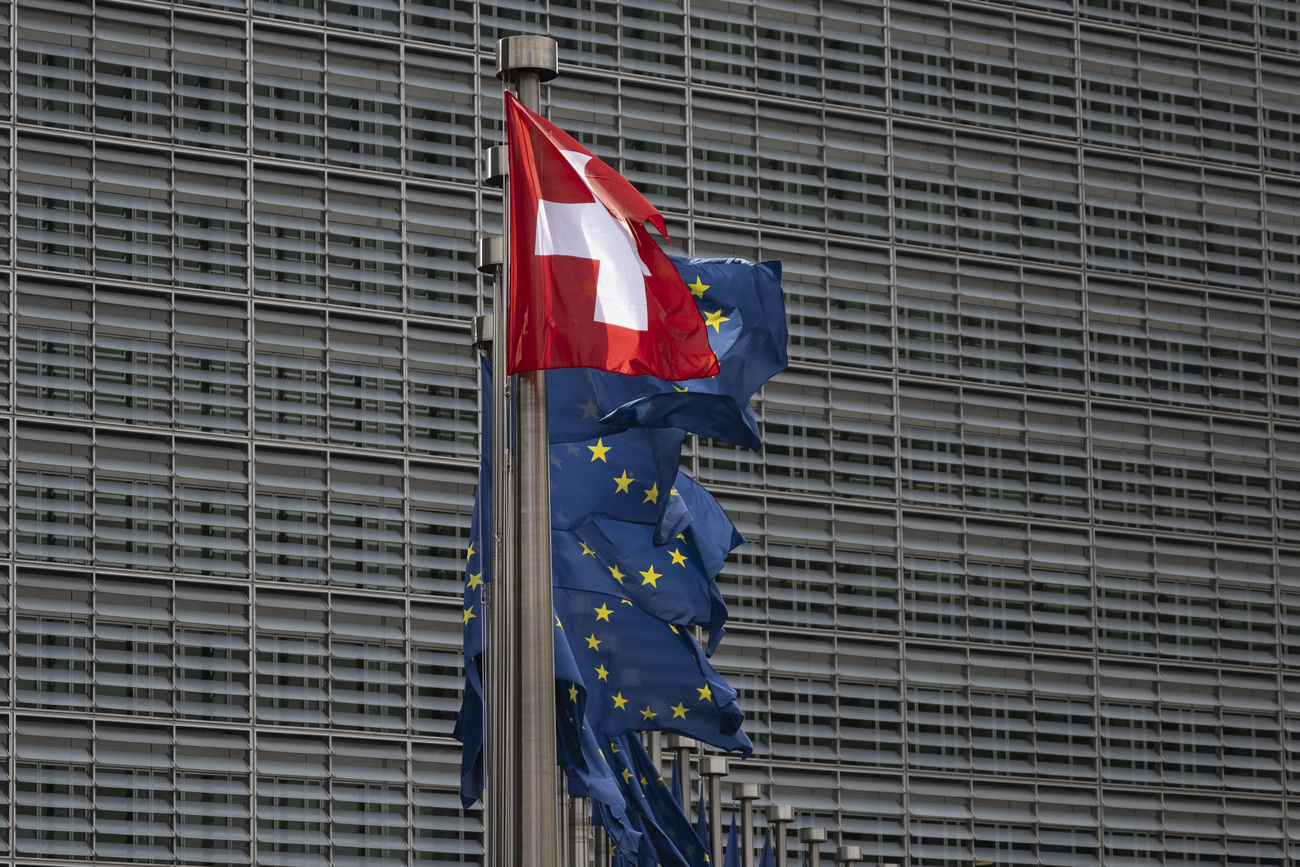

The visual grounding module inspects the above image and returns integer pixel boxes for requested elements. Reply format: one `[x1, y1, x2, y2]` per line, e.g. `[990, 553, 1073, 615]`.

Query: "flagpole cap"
[699, 756, 729, 778]
[798, 827, 827, 844]
[496, 35, 558, 82]
[477, 235, 504, 274]
[731, 782, 760, 801]
[766, 805, 794, 823]
[835, 846, 861, 865]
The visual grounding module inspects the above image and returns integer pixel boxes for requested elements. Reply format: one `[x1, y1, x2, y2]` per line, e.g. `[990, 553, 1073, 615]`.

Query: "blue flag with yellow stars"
[551, 568, 751, 755]
[550, 424, 690, 544]
[621, 734, 710, 867]
[553, 479, 735, 654]
[454, 361, 491, 808]
[554, 616, 643, 853]
[723, 807, 740, 867]
[601, 734, 709, 867]
[547, 256, 787, 452]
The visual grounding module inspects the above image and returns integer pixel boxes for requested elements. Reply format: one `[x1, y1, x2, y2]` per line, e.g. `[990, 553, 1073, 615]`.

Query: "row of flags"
[456, 92, 789, 866]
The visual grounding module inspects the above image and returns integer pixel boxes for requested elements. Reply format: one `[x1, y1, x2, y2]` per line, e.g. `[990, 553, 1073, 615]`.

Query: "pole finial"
[497, 35, 559, 82]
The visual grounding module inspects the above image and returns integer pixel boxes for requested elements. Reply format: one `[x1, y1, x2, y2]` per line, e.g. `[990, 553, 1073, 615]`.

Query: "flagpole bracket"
[477, 235, 504, 274]
[496, 35, 558, 82]
[472, 314, 493, 354]
[483, 145, 508, 187]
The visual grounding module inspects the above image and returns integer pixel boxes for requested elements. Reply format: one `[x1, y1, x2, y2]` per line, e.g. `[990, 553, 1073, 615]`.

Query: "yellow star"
[613, 693, 628, 710]
[463, 607, 475, 624]
[621, 767, 633, 783]
[585, 633, 602, 650]
[670, 624, 679, 633]
[621, 599, 633, 606]
[594, 603, 613, 622]
[614, 471, 634, 493]
[687, 276, 709, 298]
[609, 565, 625, 584]
[643, 483, 659, 504]
[640, 565, 662, 587]
[466, 542, 475, 560]
[580, 541, 597, 557]
[595, 664, 609, 681]
[704, 309, 730, 332]
[569, 684, 579, 703]
[697, 684, 713, 702]
[673, 384, 689, 393]
[672, 702, 689, 719]
[640, 706, 657, 720]
[556, 615, 563, 629]
[640, 775, 648, 785]
[588, 438, 611, 462]
[468, 572, 484, 588]
[668, 549, 688, 567]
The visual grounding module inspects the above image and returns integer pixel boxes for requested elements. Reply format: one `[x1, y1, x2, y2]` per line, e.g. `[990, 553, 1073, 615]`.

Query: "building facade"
[2, 0, 1300, 865]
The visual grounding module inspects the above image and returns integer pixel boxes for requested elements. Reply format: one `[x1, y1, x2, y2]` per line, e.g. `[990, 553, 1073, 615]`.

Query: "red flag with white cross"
[504, 92, 719, 379]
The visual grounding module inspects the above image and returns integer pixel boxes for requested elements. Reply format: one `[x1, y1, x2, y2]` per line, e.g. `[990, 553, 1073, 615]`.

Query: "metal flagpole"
[488, 33, 560, 867]
[664, 734, 694, 818]
[766, 805, 793, 867]
[799, 826, 826, 867]
[701, 756, 729, 867]
[570, 796, 591, 867]
[477, 155, 510, 867]
[732, 783, 759, 867]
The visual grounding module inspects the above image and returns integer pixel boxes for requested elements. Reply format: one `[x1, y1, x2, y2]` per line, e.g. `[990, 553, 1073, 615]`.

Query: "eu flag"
[552, 468, 739, 650]
[555, 617, 643, 852]
[549, 423, 689, 543]
[601, 734, 709, 867]
[551, 567, 751, 755]
[574, 256, 787, 451]
[453, 361, 491, 808]
[723, 808, 741, 867]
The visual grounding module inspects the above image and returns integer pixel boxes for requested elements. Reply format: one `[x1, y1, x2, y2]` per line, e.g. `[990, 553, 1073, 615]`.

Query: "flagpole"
[767, 805, 793, 867]
[496, 33, 560, 867]
[733, 783, 759, 867]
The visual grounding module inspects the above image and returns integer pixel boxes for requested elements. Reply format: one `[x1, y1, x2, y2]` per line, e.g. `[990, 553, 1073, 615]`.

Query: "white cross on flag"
[504, 92, 719, 379]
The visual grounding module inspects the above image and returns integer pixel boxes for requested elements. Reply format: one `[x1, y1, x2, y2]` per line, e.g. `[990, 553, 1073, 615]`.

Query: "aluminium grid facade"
[1, 0, 1300, 865]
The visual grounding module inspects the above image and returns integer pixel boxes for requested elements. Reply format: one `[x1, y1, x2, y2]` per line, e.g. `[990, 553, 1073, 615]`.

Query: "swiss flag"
[504, 92, 719, 379]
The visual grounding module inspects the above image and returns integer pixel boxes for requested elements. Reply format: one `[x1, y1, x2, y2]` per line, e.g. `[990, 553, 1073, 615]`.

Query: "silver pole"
[592, 823, 608, 867]
[664, 734, 695, 817]
[571, 797, 590, 867]
[732, 783, 759, 867]
[558, 776, 569, 867]
[496, 34, 560, 867]
[700, 756, 729, 867]
[798, 827, 826, 867]
[649, 731, 662, 771]
[766, 805, 793, 867]
[478, 167, 512, 867]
